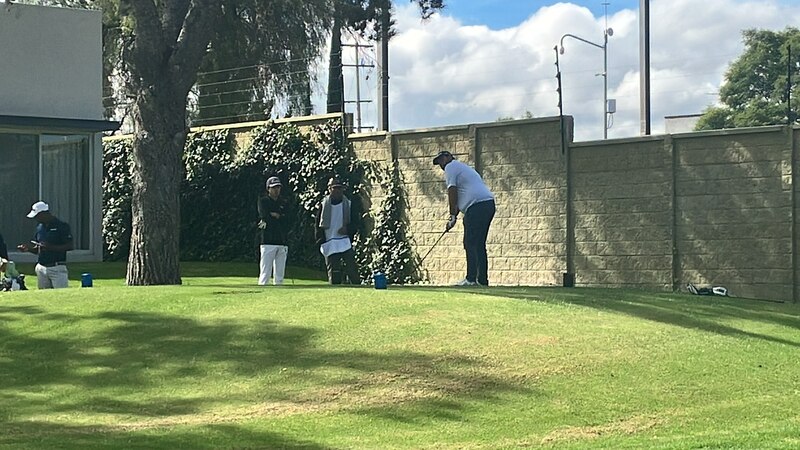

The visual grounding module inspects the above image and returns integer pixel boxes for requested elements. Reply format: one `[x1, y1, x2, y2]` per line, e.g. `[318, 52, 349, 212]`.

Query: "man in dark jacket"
[257, 176, 292, 285]
[315, 177, 361, 285]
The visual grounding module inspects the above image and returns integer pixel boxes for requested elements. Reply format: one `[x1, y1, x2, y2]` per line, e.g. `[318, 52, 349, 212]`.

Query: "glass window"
[0, 132, 91, 252]
[0, 133, 40, 249]
[41, 135, 91, 250]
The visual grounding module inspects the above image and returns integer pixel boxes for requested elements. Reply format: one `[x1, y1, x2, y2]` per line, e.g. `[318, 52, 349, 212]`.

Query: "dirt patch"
[540, 415, 664, 445]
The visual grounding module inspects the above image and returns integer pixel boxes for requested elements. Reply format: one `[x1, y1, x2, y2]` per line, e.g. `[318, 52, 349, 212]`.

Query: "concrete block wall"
[350, 118, 568, 286]
[673, 128, 794, 301]
[478, 119, 567, 285]
[394, 126, 474, 284]
[570, 137, 673, 289]
[210, 114, 798, 302]
[795, 128, 800, 303]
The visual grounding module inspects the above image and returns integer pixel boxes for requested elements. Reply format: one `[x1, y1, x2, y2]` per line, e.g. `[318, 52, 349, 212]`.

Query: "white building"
[0, 3, 118, 262]
[664, 114, 702, 134]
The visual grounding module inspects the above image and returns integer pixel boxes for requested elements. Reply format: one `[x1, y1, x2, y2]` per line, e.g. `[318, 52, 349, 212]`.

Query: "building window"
[41, 135, 91, 250]
[0, 132, 91, 251]
[0, 133, 39, 250]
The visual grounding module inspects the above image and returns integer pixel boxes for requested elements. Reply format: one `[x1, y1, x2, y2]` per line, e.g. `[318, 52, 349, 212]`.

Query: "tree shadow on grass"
[0, 421, 333, 449]
[0, 305, 526, 448]
[402, 286, 800, 348]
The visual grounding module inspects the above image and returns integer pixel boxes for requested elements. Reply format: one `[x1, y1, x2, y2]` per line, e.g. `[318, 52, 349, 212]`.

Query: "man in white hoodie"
[315, 177, 361, 285]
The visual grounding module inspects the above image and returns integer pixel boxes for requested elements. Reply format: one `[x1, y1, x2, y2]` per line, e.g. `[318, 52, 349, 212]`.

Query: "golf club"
[419, 229, 448, 265]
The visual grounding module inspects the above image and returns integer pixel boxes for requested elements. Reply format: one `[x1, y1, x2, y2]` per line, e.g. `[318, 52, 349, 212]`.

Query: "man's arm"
[447, 186, 459, 216]
[445, 186, 460, 231]
[257, 197, 269, 220]
[314, 203, 325, 246]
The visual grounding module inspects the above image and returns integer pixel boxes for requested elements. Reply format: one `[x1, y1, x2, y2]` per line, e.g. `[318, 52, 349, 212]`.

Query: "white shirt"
[444, 160, 494, 213]
[320, 203, 352, 257]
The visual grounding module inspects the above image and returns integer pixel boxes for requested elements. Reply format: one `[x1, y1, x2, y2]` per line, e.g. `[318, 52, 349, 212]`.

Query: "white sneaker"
[453, 279, 477, 286]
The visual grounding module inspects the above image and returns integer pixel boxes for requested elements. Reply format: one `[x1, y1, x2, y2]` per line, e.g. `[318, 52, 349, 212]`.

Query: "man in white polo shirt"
[433, 150, 496, 286]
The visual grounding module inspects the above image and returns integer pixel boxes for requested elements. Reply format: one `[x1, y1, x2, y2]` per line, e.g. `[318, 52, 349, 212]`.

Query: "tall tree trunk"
[126, 89, 187, 285]
[326, 15, 343, 113]
[121, 0, 218, 285]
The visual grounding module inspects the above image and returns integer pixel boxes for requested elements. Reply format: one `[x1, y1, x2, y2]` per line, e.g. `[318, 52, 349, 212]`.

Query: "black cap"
[328, 177, 345, 188]
[432, 150, 453, 165]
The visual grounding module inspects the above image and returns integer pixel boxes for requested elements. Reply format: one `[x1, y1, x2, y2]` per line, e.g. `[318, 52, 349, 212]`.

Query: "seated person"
[1, 257, 27, 291]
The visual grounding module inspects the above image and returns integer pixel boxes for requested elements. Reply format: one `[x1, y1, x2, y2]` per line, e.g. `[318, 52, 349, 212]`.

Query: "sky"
[313, 0, 800, 141]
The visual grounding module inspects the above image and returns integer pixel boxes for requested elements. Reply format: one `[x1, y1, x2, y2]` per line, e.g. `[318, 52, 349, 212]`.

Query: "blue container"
[81, 273, 93, 288]
[373, 271, 387, 290]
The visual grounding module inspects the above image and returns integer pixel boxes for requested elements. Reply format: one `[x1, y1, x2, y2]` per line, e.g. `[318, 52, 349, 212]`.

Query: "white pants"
[259, 244, 288, 285]
[35, 263, 69, 289]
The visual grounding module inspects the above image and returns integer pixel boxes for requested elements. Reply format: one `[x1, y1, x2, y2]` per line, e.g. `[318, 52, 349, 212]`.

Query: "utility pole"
[555, 45, 574, 288]
[639, 0, 651, 135]
[376, 3, 390, 131]
[788, 44, 793, 125]
[342, 42, 375, 133]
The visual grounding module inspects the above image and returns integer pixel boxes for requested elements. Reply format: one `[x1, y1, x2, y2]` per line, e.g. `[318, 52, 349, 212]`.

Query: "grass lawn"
[1, 262, 798, 449]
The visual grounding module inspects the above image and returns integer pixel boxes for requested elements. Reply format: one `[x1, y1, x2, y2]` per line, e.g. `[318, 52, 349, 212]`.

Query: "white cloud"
[312, 0, 800, 140]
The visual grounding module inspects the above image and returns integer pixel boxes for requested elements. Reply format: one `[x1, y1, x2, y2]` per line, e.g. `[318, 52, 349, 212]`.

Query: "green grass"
[1, 262, 798, 449]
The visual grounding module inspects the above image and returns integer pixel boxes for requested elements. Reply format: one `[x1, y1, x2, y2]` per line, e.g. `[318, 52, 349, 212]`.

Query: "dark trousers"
[325, 249, 361, 285]
[463, 200, 495, 285]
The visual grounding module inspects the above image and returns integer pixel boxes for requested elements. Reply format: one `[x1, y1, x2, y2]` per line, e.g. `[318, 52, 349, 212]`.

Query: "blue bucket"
[373, 271, 387, 290]
[81, 273, 93, 288]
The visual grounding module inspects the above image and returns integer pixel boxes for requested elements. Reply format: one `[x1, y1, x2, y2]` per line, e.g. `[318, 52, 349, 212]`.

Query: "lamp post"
[559, 26, 613, 139]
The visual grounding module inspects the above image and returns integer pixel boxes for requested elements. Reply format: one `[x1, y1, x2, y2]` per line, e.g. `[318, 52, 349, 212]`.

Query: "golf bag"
[687, 283, 728, 297]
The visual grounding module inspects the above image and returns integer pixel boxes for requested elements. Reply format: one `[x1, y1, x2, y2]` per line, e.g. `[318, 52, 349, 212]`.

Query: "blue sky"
[443, 0, 641, 29]
[320, 0, 800, 140]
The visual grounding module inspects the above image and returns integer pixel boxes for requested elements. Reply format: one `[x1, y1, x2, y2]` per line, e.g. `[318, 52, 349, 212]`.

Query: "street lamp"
[559, 26, 613, 139]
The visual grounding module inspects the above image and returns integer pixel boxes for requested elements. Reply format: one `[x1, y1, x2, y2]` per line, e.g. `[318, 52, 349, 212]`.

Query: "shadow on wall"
[674, 130, 791, 300]
[570, 128, 794, 302]
[570, 138, 674, 290]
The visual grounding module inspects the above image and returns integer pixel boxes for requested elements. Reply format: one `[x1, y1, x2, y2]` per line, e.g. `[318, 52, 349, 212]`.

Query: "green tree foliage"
[193, 0, 331, 126]
[696, 28, 800, 131]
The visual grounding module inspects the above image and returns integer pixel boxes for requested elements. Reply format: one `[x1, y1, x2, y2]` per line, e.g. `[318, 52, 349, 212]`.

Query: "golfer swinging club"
[433, 150, 496, 286]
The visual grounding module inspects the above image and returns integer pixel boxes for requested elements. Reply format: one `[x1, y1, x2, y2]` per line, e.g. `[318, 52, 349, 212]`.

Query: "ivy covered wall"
[102, 118, 422, 284]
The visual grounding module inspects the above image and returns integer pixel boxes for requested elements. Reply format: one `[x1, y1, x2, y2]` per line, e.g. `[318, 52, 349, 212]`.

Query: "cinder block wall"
[567, 127, 795, 301]
[795, 128, 800, 302]
[478, 120, 567, 286]
[395, 126, 474, 284]
[570, 137, 674, 289]
[216, 115, 797, 302]
[674, 128, 793, 301]
[352, 118, 569, 286]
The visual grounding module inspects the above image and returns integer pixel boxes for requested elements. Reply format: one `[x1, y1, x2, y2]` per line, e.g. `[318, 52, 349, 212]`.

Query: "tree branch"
[169, 0, 220, 93]
[162, 0, 190, 45]
[120, 0, 167, 82]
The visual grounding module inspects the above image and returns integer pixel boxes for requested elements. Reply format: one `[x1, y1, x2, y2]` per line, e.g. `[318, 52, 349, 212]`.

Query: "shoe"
[453, 278, 477, 286]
